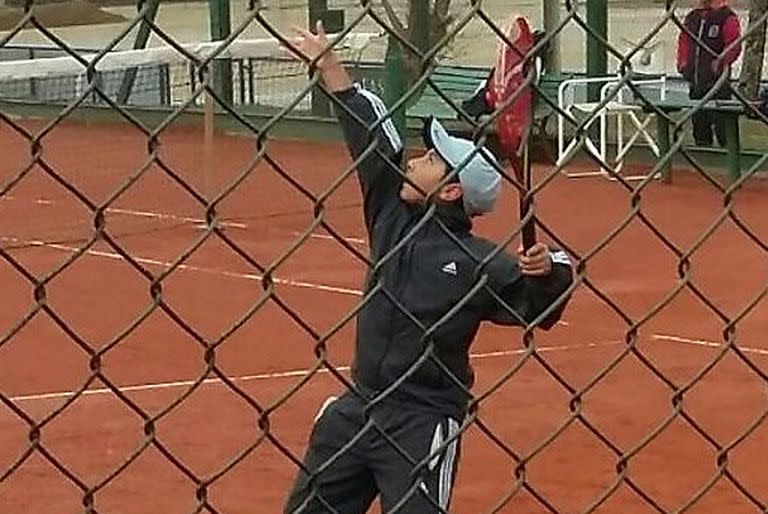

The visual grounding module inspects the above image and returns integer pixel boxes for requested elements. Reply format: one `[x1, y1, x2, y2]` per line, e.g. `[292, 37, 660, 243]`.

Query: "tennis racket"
[485, 14, 537, 251]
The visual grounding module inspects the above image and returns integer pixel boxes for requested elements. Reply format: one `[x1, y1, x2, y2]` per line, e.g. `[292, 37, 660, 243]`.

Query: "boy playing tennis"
[283, 22, 574, 514]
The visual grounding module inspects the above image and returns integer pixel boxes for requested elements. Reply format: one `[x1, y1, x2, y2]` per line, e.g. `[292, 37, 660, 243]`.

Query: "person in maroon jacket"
[676, 0, 742, 146]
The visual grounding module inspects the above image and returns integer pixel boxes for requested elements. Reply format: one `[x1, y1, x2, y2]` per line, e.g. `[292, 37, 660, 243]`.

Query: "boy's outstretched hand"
[290, 21, 332, 69]
[286, 21, 352, 92]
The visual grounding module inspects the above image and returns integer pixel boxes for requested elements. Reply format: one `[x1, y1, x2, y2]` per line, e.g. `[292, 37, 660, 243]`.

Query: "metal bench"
[409, 65, 572, 146]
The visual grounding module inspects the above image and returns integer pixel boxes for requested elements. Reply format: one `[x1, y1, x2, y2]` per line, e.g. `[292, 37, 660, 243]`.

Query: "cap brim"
[422, 117, 459, 170]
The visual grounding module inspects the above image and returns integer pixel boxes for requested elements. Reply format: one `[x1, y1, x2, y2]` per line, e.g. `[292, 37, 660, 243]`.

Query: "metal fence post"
[309, 0, 345, 117]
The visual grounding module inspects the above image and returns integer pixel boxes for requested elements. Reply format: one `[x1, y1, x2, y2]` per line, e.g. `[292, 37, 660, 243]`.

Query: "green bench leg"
[656, 115, 672, 183]
[724, 112, 741, 184]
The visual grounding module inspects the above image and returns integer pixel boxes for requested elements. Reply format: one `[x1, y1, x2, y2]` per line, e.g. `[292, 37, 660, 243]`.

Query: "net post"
[201, 0, 232, 213]
[208, 0, 233, 105]
[309, 0, 345, 117]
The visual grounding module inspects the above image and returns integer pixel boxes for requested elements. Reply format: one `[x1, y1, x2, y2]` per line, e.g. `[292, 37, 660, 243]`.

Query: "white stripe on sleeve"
[356, 86, 403, 153]
[313, 395, 337, 422]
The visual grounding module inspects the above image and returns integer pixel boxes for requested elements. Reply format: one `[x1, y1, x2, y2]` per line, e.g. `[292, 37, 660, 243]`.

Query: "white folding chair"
[557, 75, 667, 181]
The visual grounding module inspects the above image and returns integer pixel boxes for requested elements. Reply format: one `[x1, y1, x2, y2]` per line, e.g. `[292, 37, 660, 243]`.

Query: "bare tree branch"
[433, 0, 451, 19]
[380, 0, 407, 40]
[430, 0, 454, 47]
[380, 0, 455, 103]
[738, 0, 768, 99]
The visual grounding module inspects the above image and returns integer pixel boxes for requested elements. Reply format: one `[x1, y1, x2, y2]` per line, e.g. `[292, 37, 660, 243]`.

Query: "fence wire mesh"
[0, 0, 767, 513]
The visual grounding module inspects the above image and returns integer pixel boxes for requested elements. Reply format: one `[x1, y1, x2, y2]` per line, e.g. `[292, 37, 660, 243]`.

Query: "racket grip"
[519, 193, 536, 250]
[521, 214, 536, 250]
[512, 156, 537, 251]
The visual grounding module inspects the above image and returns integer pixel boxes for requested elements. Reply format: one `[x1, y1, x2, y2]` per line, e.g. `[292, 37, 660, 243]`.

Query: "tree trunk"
[738, 0, 768, 99]
[380, 0, 453, 101]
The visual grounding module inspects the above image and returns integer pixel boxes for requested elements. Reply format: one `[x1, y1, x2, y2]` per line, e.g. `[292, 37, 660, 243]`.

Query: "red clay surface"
[1, 118, 767, 514]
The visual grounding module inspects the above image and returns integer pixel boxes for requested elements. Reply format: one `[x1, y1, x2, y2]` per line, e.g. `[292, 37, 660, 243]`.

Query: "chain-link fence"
[1, 0, 767, 513]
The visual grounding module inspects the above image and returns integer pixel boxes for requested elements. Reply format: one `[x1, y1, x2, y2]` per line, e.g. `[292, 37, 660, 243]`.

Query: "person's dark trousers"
[284, 392, 463, 514]
[690, 83, 732, 147]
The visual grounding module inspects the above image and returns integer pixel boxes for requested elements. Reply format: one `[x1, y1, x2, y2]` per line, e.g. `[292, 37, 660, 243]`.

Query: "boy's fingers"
[290, 26, 313, 39]
[521, 264, 545, 276]
[280, 43, 305, 60]
[519, 243, 552, 275]
[316, 19, 326, 37]
[282, 35, 304, 47]
[524, 266, 550, 277]
[525, 242, 548, 257]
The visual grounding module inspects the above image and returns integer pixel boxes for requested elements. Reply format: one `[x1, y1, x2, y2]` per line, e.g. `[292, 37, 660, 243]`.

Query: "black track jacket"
[334, 84, 574, 419]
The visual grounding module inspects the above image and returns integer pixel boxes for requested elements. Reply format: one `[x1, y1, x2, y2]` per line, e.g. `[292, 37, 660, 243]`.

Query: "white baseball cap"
[422, 117, 502, 216]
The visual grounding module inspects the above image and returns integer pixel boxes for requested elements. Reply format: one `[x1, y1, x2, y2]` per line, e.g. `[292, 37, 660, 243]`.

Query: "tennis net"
[0, 33, 378, 109]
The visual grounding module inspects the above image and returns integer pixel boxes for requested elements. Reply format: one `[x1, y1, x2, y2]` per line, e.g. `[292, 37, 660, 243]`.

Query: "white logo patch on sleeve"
[441, 261, 458, 276]
[550, 251, 571, 266]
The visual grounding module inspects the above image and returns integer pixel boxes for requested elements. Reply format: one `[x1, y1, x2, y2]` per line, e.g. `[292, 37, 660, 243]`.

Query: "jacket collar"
[409, 200, 473, 235]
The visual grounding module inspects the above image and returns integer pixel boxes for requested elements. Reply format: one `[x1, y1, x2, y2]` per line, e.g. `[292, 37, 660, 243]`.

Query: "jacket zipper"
[374, 294, 394, 390]
[374, 238, 415, 390]
[694, 18, 705, 85]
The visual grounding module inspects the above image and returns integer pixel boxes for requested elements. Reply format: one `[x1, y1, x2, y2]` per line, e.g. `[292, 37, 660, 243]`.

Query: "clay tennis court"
[1, 118, 767, 513]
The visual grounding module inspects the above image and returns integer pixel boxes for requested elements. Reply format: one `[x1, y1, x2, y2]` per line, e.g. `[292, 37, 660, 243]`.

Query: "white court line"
[15, 334, 765, 406]
[2, 235, 570, 326]
[8, 340, 623, 404]
[105, 207, 248, 230]
[2, 194, 366, 245]
[29, 198, 248, 230]
[0, 236, 362, 297]
[652, 334, 768, 357]
[2, 195, 246, 229]
[291, 231, 367, 246]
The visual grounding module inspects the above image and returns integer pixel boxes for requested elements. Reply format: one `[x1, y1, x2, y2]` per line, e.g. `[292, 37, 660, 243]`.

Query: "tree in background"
[379, 0, 454, 95]
[738, 0, 768, 99]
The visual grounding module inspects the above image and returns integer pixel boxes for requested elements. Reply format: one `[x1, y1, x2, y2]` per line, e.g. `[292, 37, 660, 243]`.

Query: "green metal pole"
[656, 114, 673, 183]
[308, 0, 328, 27]
[410, 0, 430, 105]
[116, 0, 161, 105]
[543, 0, 561, 73]
[724, 112, 741, 183]
[384, 34, 407, 140]
[208, 0, 233, 105]
[586, 0, 607, 102]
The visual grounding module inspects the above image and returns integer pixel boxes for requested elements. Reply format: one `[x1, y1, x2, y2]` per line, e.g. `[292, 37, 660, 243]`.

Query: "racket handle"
[511, 156, 537, 251]
[521, 213, 536, 250]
